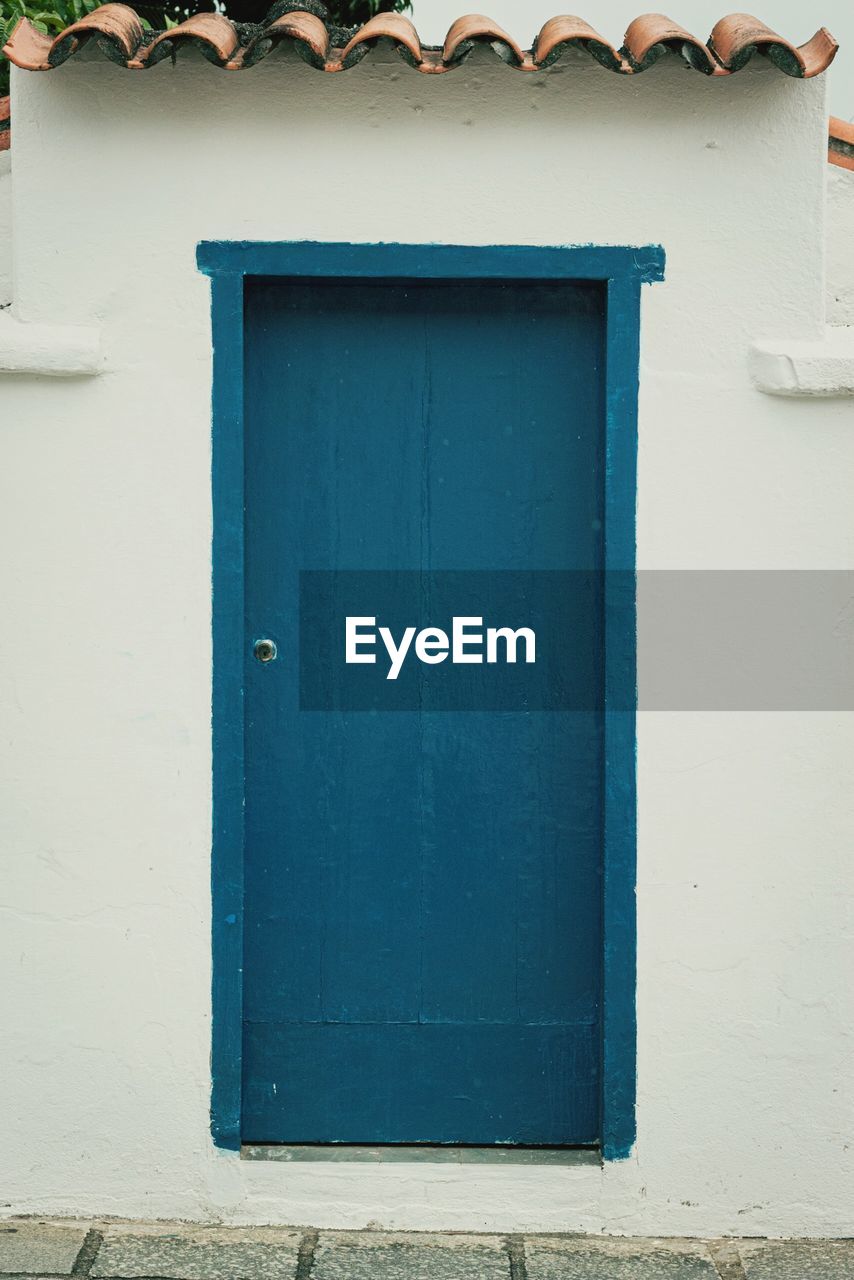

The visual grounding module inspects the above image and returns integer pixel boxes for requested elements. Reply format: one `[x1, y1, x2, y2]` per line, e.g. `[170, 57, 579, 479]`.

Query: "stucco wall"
[1, 48, 853, 1237]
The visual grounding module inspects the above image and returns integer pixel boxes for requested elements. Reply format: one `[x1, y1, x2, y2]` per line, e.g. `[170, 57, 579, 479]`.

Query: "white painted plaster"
[749, 163, 854, 394]
[1, 51, 853, 1238]
[750, 325, 854, 394]
[0, 309, 102, 374]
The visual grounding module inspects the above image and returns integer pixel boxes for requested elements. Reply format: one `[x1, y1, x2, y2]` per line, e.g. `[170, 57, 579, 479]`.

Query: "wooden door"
[241, 277, 605, 1144]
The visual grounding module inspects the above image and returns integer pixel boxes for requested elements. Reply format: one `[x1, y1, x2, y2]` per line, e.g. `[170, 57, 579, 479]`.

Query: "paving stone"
[739, 1239, 854, 1279]
[91, 1225, 302, 1279]
[311, 1231, 510, 1280]
[0, 1221, 88, 1275]
[525, 1236, 718, 1280]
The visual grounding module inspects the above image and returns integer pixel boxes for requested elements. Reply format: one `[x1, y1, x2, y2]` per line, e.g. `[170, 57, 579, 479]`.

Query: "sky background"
[410, 1, 853, 118]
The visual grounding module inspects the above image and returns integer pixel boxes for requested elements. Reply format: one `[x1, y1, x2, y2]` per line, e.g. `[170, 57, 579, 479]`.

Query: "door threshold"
[241, 1144, 601, 1166]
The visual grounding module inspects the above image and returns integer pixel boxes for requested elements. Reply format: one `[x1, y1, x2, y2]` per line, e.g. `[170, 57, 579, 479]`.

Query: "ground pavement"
[1, 1220, 853, 1279]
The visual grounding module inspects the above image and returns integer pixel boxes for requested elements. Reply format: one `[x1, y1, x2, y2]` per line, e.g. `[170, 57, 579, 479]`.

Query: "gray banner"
[638, 571, 854, 710]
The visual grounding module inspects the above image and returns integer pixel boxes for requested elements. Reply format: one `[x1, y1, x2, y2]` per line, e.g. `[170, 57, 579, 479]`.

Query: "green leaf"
[31, 10, 66, 29]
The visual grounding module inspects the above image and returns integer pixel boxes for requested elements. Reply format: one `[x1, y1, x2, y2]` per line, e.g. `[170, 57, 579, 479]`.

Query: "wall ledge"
[0, 308, 103, 375]
[749, 326, 854, 397]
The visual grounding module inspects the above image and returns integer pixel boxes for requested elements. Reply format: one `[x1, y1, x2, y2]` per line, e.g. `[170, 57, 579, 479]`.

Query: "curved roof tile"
[339, 13, 423, 70]
[49, 2, 144, 67]
[442, 16, 526, 69]
[709, 14, 838, 76]
[622, 15, 718, 74]
[533, 18, 623, 73]
[242, 10, 330, 70]
[829, 117, 854, 172]
[2, 5, 839, 78]
[142, 13, 242, 69]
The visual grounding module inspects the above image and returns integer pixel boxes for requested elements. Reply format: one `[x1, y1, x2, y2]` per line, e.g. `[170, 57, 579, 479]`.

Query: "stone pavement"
[1, 1220, 853, 1280]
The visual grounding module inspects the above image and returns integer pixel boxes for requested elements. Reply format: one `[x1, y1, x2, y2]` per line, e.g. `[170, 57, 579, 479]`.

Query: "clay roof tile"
[828, 116, 854, 172]
[338, 13, 423, 70]
[4, 1, 144, 69]
[533, 17, 623, 72]
[243, 10, 330, 69]
[142, 13, 241, 69]
[709, 13, 837, 77]
[443, 15, 526, 68]
[1, 5, 839, 79]
[622, 14, 718, 74]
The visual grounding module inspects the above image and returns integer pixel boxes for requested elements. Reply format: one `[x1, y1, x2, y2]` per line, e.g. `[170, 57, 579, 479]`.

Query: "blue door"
[242, 277, 605, 1145]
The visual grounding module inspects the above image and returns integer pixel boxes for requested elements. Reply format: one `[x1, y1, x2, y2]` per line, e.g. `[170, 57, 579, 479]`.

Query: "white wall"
[1, 48, 853, 1237]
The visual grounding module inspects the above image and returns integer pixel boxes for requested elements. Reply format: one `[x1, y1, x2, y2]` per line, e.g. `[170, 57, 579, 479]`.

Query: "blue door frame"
[196, 241, 665, 1161]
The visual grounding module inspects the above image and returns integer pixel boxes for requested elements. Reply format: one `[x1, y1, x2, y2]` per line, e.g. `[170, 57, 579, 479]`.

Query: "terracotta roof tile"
[443, 15, 526, 69]
[829, 117, 854, 173]
[144, 13, 241, 69]
[243, 10, 330, 70]
[339, 13, 423, 70]
[49, 1, 144, 67]
[709, 14, 838, 76]
[532, 18, 622, 73]
[622, 15, 718, 74]
[2, 5, 839, 77]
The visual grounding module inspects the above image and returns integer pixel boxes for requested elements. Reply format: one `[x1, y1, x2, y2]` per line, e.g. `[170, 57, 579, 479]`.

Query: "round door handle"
[253, 638, 277, 664]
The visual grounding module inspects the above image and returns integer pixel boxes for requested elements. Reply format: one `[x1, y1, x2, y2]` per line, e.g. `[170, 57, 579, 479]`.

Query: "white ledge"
[749, 326, 854, 397]
[0, 310, 102, 376]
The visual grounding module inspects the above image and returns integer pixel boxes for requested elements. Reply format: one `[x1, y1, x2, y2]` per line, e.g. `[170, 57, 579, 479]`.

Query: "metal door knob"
[253, 638, 277, 663]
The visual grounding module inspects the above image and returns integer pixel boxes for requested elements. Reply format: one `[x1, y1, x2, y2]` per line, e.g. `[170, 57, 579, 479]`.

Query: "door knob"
[253, 638, 277, 663]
